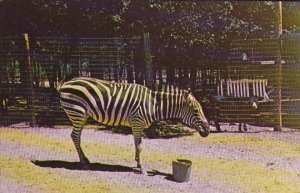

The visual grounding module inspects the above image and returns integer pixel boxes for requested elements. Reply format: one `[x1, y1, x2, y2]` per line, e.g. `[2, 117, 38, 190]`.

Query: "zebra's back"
[59, 77, 148, 126]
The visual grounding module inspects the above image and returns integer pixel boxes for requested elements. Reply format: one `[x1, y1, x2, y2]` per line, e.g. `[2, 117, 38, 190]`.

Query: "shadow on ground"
[147, 169, 174, 181]
[210, 130, 262, 134]
[32, 160, 139, 173]
[32, 160, 176, 181]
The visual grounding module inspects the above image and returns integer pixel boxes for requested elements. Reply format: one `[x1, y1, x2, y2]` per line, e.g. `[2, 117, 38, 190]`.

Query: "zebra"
[58, 77, 210, 174]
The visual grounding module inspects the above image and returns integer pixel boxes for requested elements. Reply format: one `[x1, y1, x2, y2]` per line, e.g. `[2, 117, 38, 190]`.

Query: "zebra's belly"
[90, 112, 131, 127]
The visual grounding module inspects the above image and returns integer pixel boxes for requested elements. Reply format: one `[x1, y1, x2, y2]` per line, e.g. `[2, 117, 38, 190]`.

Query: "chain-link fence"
[1, 34, 300, 129]
[210, 35, 300, 129]
[0, 35, 144, 126]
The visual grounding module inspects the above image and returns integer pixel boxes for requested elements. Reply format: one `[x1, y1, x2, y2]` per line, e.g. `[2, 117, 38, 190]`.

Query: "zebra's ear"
[183, 89, 192, 99]
[187, 88, 192, 95]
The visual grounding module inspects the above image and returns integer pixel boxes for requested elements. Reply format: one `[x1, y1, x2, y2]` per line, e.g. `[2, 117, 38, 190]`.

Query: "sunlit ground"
[0, 126, 299, 193]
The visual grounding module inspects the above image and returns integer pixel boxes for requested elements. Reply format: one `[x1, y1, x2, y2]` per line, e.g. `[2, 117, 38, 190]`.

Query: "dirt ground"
[0, 124, 300, 193]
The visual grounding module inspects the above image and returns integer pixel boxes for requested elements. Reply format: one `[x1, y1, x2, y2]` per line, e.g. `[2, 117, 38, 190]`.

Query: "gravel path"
[1, 124, 300, 193]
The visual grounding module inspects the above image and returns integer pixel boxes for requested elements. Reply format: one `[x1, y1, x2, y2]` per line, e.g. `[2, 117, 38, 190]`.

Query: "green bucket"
[172, 159, 192, 182]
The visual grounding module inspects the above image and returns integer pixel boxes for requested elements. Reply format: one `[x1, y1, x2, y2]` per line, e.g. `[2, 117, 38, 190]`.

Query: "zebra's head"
[182, 92, 210, 137]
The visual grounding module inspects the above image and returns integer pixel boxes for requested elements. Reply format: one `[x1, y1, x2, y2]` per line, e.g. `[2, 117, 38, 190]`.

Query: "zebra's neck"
[152, 91, 185, 121]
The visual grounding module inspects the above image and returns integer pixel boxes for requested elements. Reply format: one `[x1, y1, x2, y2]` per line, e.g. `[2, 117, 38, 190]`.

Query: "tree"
[0, 1, 299, 64]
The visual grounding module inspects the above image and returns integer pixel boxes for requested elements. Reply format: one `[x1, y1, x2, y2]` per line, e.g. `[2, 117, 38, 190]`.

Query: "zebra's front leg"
[71, 128, 90, 170]
[243, 123, 248, 132]
[134, 136, 147, 174]
[238, 123, 242, 132]
[132, 128, 147, 175]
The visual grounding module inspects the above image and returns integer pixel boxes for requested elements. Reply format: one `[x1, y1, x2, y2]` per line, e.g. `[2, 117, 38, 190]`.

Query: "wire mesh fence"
[213, 35, 300, 129]
[0, 35, 144, 126]
[1, 34, 300, 129]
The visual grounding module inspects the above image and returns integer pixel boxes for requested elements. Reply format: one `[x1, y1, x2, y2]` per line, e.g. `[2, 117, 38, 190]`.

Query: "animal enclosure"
[0, 34, 300, 129]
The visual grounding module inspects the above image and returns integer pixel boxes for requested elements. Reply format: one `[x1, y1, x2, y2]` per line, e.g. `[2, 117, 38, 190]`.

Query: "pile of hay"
[102, 120, 194, 139]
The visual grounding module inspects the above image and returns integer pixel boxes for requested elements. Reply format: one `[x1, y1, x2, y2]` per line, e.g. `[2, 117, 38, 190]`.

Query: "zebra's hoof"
[136, 164, 148, 175]
[140, 168, 148, 175]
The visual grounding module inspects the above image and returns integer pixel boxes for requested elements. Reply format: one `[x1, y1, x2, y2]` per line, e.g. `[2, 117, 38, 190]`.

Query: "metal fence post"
[24, 33, 36, 126]
[274, 1, 282, 131]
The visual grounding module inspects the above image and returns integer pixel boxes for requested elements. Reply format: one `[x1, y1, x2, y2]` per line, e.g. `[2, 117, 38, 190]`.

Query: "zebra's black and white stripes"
[58, 77, 210, 173]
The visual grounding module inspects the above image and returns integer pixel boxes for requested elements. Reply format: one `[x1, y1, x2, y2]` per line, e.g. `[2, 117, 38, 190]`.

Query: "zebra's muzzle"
[198, 123, 210, 137]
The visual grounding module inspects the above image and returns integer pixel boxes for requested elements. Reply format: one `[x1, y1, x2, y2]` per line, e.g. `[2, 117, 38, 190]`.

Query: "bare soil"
[0, 124, 300, 193]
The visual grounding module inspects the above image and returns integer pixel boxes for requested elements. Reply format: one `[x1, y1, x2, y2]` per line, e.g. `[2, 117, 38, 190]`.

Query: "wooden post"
[274, 1, 283, 131]
[24, 33, 36, 126]
[227, 79, 230, 96]
[143, 32, 153, 87]
[0, 45, 4, 112]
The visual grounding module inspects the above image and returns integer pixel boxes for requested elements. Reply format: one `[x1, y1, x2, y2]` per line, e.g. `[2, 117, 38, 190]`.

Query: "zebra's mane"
[154, 84, 190, 95]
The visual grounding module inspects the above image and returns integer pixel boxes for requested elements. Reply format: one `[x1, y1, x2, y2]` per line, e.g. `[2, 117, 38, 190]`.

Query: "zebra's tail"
[57, 76, 66, 92]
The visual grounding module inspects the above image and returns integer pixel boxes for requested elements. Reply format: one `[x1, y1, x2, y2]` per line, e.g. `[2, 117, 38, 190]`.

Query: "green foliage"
[5, 60, 20, 79]
[0, 1, 298, 60]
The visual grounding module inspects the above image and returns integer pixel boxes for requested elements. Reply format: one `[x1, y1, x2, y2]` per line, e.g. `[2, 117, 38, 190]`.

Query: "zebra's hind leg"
[239, 123, 247, 132]
[71, 126, 91, 170]
[67, 111, 90, 170]
[214, 121, 221, 132]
